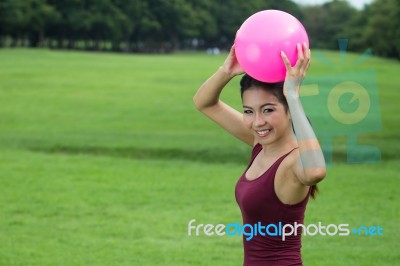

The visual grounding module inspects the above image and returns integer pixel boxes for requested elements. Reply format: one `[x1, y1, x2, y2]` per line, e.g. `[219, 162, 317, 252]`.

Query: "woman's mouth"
[256, 129, 272, 137]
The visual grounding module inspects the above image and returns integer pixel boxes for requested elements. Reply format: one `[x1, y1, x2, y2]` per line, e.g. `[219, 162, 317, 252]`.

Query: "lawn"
[0, 48, 399, 265]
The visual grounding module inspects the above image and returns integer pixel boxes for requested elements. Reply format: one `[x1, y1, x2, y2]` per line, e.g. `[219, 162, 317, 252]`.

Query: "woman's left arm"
[281, 43, 326, 186]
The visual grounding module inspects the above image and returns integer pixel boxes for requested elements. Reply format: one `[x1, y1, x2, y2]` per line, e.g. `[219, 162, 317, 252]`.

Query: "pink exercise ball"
[235, 10, 309, 83]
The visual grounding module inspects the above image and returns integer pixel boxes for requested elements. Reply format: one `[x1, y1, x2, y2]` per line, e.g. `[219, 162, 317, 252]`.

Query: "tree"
[84, 0, 127, 50]
[46, 0, 90, 48]
[27, 0, 60, 47]
[0, 0, 398, 58]
[362, 0, 400, 58]
[113, 0, 161, 52]
[0, 0, 30, 46]
[301, 0, 358, 49]
[185, 0, 218, 49]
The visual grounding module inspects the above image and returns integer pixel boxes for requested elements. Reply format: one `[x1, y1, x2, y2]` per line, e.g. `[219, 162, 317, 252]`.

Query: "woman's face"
[242, 87, 291, 145]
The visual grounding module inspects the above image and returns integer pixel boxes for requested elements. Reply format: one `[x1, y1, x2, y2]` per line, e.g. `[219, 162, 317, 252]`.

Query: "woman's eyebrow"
[261, 103, 277, 108]
[243, 103, 277, 109]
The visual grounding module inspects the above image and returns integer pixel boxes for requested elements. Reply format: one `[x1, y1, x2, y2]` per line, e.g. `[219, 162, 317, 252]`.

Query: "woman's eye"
[263, 108, 273, 113]
[243, 110, 253, 114]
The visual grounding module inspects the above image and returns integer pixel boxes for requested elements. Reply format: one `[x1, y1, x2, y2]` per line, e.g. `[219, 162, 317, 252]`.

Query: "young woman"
[193, 43, 326, 266]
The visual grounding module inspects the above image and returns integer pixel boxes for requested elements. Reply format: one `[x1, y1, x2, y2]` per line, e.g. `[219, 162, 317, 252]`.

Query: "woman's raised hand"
[220, 45, 245, 78]
[281, 42, 311, 98]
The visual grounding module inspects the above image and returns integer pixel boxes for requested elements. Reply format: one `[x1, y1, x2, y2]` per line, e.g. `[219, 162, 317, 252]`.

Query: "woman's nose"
[254, 113, 266, 127]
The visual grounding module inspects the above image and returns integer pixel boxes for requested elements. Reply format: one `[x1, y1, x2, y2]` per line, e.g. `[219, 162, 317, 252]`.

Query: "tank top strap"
[285, 146, 299, 157]
[250, 143, 263, 161]
[275, 147, 299, 165]
[252, 144, 298, 163]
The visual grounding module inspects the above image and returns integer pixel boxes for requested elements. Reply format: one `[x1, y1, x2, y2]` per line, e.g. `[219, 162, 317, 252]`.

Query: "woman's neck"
[260, 132, 297, 158]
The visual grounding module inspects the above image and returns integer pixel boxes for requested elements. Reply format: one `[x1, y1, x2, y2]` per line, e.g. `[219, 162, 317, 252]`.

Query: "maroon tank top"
[235, 143, 310, 266]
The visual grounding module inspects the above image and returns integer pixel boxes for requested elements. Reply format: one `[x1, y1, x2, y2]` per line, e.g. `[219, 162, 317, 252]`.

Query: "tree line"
[0, 0, 399, 59]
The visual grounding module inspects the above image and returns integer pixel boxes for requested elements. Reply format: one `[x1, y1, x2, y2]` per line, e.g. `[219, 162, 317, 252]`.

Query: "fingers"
[304, 43, 311, 72]
[298, 43, 305, 62]
[280, 51, 292, 70]
[298, 43, 312, 75]
[295, 43, 309, 68]
[305, 48, 311, 72]
[282, 43, 311, 71]
[304, 42, 311, 62]
[230, 44, 235, 55]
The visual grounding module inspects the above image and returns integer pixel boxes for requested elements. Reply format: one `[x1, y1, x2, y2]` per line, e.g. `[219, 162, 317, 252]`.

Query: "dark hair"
[240, 74, 288, 113]
[239, 74, 318, 199]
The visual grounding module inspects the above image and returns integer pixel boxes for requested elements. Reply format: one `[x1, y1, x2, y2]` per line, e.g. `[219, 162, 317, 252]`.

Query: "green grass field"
[0, 48, 399, 265]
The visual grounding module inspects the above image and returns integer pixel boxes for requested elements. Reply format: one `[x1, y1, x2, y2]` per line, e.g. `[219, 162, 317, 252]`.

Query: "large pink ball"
[235, 10, 309, 83]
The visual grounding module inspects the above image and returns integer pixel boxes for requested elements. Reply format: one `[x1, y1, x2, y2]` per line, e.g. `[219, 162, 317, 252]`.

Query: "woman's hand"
[281, 42, 311, 98]
[220, 44, 245, 78]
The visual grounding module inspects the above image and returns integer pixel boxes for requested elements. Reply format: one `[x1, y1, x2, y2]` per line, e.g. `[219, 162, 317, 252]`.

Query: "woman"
[193, 43, 326, 266]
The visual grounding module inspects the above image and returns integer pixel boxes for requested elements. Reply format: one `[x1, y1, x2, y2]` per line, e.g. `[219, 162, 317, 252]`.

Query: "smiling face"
[242, 87, 292, 145]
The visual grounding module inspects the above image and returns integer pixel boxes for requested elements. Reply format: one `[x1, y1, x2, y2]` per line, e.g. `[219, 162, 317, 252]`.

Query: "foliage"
[0, 0, 399, 58]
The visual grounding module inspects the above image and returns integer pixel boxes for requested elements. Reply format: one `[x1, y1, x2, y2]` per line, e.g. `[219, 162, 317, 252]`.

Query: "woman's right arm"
[193, 46, 254, 146]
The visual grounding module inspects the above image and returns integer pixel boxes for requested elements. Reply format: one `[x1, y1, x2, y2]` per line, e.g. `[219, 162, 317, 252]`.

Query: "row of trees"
[0, 0, 399, 59]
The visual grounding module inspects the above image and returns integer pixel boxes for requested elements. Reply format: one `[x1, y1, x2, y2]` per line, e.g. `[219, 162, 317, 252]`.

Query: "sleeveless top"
[235, 143, 310, 266]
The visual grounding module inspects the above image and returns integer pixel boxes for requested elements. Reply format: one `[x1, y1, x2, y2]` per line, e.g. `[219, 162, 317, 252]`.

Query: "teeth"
[257, 129, 271, 135]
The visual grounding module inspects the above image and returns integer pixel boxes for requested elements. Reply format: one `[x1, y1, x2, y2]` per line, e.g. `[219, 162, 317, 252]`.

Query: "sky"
[293, 0, 374, 9]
